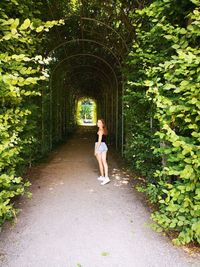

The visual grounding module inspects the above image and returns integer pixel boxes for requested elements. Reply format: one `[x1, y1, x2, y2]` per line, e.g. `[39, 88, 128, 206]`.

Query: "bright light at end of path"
[76, 97, 97, 126]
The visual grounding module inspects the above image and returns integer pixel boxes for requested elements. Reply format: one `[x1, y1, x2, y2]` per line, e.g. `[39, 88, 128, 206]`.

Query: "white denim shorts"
[95, 142, 108, 153]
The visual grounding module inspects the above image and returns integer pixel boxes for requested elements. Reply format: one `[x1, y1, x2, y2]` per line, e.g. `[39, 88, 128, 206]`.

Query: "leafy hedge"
[1, 0, 199, 246]
[124, 0, 200, 245]
[0, 0, 64, 226]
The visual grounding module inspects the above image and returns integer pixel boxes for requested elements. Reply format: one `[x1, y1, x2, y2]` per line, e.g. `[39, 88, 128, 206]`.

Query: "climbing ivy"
[124, 0, 200, 245]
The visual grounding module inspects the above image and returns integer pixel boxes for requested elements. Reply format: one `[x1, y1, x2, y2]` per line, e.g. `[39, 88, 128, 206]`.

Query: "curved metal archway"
[49, 53, 120, 149]
[48, 39, 122, 68]
[60, 64, 116, 136]
[45, 10, 127, 153]
[81, 17, 129, 53]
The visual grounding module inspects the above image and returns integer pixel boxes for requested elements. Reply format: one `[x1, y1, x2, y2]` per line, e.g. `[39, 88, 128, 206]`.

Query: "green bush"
[124, 0, 200, 245]
[0, 0, 64, 225]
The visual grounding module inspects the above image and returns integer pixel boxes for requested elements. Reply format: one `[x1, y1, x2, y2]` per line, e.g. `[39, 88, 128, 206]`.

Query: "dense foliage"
[0, 0, 64, 226]
[0, 0, 199, 246]
[124, 0, 200, 245]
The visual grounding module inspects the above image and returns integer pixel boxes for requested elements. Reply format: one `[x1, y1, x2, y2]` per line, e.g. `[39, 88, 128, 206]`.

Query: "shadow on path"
[0, 127, 199, 267]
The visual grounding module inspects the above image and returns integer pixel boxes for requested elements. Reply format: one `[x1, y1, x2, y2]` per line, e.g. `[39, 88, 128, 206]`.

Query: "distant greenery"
[80, 102, 92, 120]
[76, 98, 97, 125]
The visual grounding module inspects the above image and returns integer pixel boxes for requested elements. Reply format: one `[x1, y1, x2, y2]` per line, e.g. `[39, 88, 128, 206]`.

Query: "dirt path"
[0, 127, 199, 267]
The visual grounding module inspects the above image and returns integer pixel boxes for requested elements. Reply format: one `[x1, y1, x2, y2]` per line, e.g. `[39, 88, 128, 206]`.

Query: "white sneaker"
[101, 177, 110, 185]
[97, 176, 105, 181]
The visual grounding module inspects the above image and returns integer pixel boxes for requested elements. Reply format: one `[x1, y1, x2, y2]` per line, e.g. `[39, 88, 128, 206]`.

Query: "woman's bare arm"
[95, 130, 103, 154]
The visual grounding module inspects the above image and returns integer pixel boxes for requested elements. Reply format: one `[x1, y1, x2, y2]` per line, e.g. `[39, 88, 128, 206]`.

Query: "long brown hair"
[99, 118, 108, 135]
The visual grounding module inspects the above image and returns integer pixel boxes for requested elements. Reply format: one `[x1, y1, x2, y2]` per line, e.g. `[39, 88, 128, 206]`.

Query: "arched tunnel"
[2, 1, 200, 262]
[44, 15, 132, 155]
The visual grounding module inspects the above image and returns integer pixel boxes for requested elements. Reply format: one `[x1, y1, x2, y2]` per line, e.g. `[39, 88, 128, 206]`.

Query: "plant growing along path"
[1, 0, 199, 247]
[0, 127, 199, 267]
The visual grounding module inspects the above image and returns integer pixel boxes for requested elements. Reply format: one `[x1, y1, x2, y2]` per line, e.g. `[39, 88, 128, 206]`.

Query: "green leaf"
[10, 18, 19, 30]
[20, 19, 31, 30]
[163, 84, 176, 90]
[36, 26, 44, 32]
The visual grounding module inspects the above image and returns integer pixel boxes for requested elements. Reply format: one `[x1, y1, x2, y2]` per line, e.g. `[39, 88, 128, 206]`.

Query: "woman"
[94, 119, 110, 185]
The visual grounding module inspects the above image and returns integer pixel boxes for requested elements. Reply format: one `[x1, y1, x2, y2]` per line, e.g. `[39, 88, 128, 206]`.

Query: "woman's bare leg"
[101, 151, 108, 177]
[96, 153, 104, 177]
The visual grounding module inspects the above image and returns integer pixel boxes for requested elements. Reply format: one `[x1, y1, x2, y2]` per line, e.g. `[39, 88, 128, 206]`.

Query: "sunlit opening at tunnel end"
[76, 97, 97, 126]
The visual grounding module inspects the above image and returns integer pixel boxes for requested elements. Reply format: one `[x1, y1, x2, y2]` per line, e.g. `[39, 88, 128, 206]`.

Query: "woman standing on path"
[94, 119, 110, 185]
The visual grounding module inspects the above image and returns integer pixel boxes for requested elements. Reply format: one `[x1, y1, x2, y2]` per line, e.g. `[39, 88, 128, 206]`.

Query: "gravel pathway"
[0, 127, 199, 267]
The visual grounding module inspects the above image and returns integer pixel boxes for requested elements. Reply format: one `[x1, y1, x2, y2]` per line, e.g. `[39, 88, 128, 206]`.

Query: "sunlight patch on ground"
[111, 168, 131, 187]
